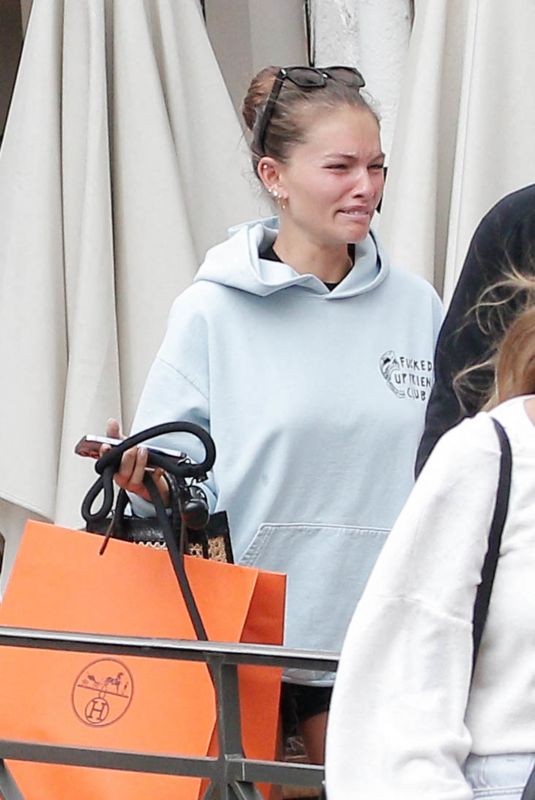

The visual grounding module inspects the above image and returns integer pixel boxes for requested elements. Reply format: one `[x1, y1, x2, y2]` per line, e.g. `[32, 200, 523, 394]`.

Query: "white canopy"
[0, 0, 265, 592]
[379, 0, 535, 298]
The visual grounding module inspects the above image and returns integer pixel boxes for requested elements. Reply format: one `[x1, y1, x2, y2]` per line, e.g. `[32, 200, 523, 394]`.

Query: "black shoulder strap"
[471, 418, 512, 675]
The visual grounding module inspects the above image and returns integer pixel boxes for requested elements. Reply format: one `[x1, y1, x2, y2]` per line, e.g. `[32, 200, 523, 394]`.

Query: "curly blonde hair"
[453, 265, 535, 409]
[496, 301, 535, 401]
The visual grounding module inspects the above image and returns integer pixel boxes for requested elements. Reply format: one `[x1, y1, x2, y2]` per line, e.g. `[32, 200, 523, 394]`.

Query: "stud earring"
[271, 188, 279, 199]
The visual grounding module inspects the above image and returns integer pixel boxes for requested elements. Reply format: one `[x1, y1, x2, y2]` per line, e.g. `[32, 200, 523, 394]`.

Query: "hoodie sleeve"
[129, 291, 217, 514]
[326, 413, 501, 800]
[416, 184, 535, 475]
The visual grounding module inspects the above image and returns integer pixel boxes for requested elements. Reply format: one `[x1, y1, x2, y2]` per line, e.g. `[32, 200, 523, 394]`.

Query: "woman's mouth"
[338, 207, 371, 220]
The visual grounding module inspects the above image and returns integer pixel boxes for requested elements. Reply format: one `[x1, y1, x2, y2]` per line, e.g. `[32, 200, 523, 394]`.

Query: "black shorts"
[281, 682, 332, 737]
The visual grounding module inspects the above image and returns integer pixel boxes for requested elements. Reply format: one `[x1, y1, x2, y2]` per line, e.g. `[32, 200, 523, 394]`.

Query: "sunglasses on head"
[254, 66, 366, 156]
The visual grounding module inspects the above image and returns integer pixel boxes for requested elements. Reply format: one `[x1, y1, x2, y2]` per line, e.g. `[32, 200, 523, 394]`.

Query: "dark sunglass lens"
[326, 67, 365, 88]
[286, 67, 325, 88]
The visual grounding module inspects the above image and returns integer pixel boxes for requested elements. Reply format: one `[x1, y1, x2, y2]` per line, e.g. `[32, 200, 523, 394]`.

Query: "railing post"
[206, 656, 263, 800]
[0, 760, 24, 800]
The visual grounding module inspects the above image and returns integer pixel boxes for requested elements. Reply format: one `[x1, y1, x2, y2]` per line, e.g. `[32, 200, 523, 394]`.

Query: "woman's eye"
[325, 163, 347, 171]
[369, 164, 385, 172]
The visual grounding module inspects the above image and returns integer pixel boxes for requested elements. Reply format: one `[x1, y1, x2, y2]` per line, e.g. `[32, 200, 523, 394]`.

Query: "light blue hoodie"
[132, 219, 443, 683]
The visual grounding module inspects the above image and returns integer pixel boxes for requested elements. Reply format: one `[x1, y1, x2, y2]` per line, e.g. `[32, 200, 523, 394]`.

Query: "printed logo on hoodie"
[379, 351, 433, 401]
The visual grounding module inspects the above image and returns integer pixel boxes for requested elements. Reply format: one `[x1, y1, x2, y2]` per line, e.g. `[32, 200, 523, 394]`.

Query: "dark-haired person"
[416, 183, 535, 474]
[107, 65, 442, 761]
[327, 274, 535, 800]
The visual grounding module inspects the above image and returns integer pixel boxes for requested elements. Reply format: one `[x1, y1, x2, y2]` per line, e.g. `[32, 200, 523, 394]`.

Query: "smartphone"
[74, 435, 188, 462]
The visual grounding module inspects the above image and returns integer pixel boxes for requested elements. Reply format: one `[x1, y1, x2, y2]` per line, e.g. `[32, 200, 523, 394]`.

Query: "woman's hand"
[101, 418, 170, 506]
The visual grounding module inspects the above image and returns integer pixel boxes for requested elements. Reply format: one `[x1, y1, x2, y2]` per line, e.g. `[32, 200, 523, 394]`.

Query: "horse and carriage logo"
[71, 658, 134, 727]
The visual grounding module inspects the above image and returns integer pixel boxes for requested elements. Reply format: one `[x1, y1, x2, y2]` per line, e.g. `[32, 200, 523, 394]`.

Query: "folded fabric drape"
[0, 0, 265, 594]
[379, 0, 535, 299]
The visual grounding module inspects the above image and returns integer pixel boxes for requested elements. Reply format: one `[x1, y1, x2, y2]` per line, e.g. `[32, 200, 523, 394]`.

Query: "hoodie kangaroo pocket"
[239, 522, 388, 657]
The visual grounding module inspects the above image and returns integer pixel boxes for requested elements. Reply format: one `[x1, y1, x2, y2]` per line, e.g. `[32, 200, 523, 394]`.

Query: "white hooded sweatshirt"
[326, 396, 535, 798]
[131, 218, 443, 682]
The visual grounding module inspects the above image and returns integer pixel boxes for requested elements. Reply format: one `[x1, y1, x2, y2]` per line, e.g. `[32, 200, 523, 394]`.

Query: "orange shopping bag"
[0, 520, 286, 799]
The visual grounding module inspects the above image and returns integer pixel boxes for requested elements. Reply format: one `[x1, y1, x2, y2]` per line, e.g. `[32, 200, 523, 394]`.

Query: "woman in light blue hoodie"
[108, 65, 442, 762]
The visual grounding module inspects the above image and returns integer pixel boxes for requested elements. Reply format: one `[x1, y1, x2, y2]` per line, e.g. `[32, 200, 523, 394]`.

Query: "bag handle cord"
[81, 421, 215, 523]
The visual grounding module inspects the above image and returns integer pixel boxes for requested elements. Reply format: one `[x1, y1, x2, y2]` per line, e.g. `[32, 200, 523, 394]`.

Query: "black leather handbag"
[85, 476, 233, 563]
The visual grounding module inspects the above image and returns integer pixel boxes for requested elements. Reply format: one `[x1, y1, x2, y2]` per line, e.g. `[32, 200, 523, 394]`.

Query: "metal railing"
[0, 626, 338, 799]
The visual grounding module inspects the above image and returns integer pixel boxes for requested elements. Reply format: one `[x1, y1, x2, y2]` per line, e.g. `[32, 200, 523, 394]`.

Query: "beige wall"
[205, 0, 308, 118]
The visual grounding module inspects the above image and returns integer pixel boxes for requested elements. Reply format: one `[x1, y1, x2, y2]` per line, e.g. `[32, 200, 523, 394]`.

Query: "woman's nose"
[352, 167, 383, 200]
[351, 170, 374, 197]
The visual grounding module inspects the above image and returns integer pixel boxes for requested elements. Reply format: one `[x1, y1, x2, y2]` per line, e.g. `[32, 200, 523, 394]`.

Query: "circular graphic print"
[72, 658, 134, 727]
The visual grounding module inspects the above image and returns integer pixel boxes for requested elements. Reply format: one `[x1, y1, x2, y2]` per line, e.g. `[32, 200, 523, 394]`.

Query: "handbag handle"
[471, 417, 512, 673]
[81, 421, 215, 523]
[80, 422, 217, 642]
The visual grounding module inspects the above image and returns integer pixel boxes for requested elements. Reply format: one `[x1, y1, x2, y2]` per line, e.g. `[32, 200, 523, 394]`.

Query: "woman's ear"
[257, 156, 281, 195]
[257, 156, 288, 208]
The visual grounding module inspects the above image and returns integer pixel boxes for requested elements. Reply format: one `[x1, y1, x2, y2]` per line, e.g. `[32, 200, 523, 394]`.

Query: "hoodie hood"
[194, 217, 389, 299]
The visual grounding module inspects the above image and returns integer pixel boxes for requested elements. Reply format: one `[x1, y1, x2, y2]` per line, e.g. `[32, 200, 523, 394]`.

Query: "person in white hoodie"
[108, 65, 442, 762]
[326, 276, 535, 798]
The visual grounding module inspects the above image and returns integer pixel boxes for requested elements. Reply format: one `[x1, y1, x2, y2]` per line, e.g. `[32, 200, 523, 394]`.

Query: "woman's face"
[276, 105, 385, 247]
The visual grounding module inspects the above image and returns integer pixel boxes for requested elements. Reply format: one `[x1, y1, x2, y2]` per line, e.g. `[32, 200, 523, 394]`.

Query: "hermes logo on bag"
[379, 350, 433, 402]
[72, 658, 134, 727]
